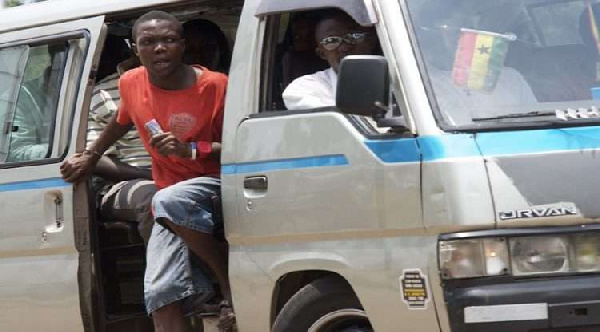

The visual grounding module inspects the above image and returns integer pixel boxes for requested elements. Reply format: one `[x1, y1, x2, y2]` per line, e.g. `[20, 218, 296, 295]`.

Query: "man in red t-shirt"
[61, 10, 234, 332]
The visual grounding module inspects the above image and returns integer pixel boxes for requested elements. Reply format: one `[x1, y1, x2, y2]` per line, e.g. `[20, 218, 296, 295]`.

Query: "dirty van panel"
[0, 16, 104, 332]
[476, 128, 600, 227]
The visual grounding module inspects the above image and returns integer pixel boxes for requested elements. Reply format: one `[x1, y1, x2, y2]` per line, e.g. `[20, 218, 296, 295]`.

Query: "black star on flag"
[477, 45, 490, 55]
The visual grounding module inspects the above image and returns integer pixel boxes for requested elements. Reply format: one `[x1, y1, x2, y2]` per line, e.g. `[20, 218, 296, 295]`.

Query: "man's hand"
[60, 153, 96, 183]
[150, 132, 191, 159]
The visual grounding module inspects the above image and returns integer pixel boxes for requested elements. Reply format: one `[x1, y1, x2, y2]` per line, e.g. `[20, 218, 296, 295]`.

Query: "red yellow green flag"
[452, 29, 514, 91]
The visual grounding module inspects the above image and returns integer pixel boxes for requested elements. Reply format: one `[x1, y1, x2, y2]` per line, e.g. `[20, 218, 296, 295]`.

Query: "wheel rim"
[308, 308, 372, 332]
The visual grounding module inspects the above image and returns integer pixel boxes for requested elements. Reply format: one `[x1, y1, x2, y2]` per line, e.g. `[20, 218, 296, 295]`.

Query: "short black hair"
[315, 8, 355, 27]
[132, 10, 182, 42]
[313, 8, 359, 41]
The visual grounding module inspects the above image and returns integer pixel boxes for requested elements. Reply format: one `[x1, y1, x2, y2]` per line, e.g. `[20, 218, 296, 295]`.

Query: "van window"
[260, 9, 388, 135]
[0, 42, 68, 164]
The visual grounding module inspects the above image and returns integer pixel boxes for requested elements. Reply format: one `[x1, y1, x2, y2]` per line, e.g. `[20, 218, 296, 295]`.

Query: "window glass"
[0, 45, 29, 162]
[531, 1, 586, 46]
[0, 42, 67, 163]
[406, 0, 600, 128]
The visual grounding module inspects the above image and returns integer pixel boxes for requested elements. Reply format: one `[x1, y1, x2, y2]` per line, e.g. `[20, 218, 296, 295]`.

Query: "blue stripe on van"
[221, 154, 348, 175]
[221, 126, 600, 173]
[476, 126, 600, 156]
[364, 139, 420, 162]
[0, 177, 69, 192]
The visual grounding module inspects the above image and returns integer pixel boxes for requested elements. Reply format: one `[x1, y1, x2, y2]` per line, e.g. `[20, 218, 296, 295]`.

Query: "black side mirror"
[336, 55, 389, 118]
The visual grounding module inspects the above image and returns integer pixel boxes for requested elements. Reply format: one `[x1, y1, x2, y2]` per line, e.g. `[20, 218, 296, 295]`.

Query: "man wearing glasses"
[283, 9, 377, 110]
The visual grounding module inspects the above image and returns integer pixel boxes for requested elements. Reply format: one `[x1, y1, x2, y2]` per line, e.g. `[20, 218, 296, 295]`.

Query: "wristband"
[190, 142, 197, 160]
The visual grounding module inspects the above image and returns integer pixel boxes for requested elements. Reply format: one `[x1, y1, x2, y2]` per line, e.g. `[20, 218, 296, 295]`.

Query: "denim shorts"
[144, 177, 221, 315]
[152, 176, 221, 234]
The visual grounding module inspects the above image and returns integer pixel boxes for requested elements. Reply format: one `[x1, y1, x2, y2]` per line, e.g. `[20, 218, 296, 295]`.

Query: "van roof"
[0, 0, 231, 34]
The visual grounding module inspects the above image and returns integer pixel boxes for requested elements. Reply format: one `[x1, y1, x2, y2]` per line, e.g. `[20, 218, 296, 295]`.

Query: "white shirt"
[429, 67, 537, 125]
[283, 67, 337, 110]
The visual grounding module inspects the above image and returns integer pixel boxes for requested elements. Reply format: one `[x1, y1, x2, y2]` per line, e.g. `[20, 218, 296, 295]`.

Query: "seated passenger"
[183, 18, 231, 73]
[86, 34, 155, 242]
[280, 12, 328, 88]
[282, 9, 377, 110]
[2, 47, 63, 162]
[416, 0, 537, 125]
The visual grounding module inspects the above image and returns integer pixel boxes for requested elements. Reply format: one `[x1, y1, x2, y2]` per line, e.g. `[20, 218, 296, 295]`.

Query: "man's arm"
[61, 114, 131, 183]
[282, 74, 335, 110]
[94, 156, 152, 182]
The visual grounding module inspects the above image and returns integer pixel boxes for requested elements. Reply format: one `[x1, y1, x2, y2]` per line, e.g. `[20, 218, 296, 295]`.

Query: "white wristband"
[190, 142, 197, 160]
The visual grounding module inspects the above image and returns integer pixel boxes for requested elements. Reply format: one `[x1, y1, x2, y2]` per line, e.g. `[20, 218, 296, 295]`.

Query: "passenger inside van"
[416, 0, 537, 125]
[87, 34, 156, 243]
[282, 9, 377, 109]
[280, 12, 328, 89]
[183, 18, 232, 73]
[3, 44, 65, 162]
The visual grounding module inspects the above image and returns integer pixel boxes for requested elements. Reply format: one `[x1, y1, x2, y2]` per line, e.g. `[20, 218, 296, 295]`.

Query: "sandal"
[217, 300, 237, 332]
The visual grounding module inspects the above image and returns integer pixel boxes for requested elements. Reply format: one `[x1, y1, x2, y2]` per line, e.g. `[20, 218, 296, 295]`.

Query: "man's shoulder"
[201, 68, 228, 87]
[284, 68, 332, 96]
[119, 67, 146, 86]
[289, 68, 331, 86]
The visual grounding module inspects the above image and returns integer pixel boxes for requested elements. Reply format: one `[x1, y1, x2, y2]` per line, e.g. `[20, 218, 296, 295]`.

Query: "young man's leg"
[99, 178, 157, 244]
[145, 221, 215, 332]
[151, 177, 231, 301]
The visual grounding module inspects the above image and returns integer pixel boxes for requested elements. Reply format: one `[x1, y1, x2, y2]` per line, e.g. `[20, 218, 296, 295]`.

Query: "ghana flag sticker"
[452, 28, 516, 91]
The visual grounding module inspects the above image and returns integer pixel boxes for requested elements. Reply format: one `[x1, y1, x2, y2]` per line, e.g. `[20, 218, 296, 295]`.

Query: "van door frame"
[0, 16, 106, 332]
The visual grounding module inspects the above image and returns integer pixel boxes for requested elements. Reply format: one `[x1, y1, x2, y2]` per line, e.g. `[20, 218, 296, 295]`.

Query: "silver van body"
[1, 0, 600, 331]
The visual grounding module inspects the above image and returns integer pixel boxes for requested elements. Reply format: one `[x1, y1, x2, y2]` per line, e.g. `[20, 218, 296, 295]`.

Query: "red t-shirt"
[116, 66, 226, 189]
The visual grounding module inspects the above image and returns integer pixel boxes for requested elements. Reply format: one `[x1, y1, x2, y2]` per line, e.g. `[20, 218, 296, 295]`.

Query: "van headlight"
[440, 233, 600, 280]
[439, 238, 509, 279]
[574, 234, 600, 272]
[510, 236, 569, 275]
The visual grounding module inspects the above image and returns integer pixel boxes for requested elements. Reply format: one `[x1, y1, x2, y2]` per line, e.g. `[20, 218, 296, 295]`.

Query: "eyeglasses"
[319, 32, 370, 51]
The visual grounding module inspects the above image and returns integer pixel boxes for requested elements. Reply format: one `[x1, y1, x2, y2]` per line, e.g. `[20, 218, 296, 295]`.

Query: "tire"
[272, 276, 373, 332]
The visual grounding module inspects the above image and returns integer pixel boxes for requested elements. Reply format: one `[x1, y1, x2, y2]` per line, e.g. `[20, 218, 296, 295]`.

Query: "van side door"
[0, 17, 104, 331]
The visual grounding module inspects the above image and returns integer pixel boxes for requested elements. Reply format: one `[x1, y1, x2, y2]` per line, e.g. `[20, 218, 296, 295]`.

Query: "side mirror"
[336, 55, 389, 118]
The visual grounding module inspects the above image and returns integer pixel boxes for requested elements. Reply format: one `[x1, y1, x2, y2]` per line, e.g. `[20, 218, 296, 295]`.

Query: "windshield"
[405, 0, 600, 128]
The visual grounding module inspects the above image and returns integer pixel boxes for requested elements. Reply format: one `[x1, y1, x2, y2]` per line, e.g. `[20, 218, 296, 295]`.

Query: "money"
[145, 119, 163, 137]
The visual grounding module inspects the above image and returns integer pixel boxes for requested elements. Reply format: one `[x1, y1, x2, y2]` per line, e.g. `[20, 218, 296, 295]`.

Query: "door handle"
[44, 192, 64, 235]
[53, 195, 63, 228]
[244, 176, 268, 190]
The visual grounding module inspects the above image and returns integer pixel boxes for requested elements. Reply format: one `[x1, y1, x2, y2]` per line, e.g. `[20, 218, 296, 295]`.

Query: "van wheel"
[272, 276, 373, 332]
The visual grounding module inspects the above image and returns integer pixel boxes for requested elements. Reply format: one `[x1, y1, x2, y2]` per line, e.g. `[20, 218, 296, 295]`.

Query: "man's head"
[132, 11, 185, 79]
[291, 13, 317, 52]
[314, 9, 376, 72]
[182, 19, 231, 73]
